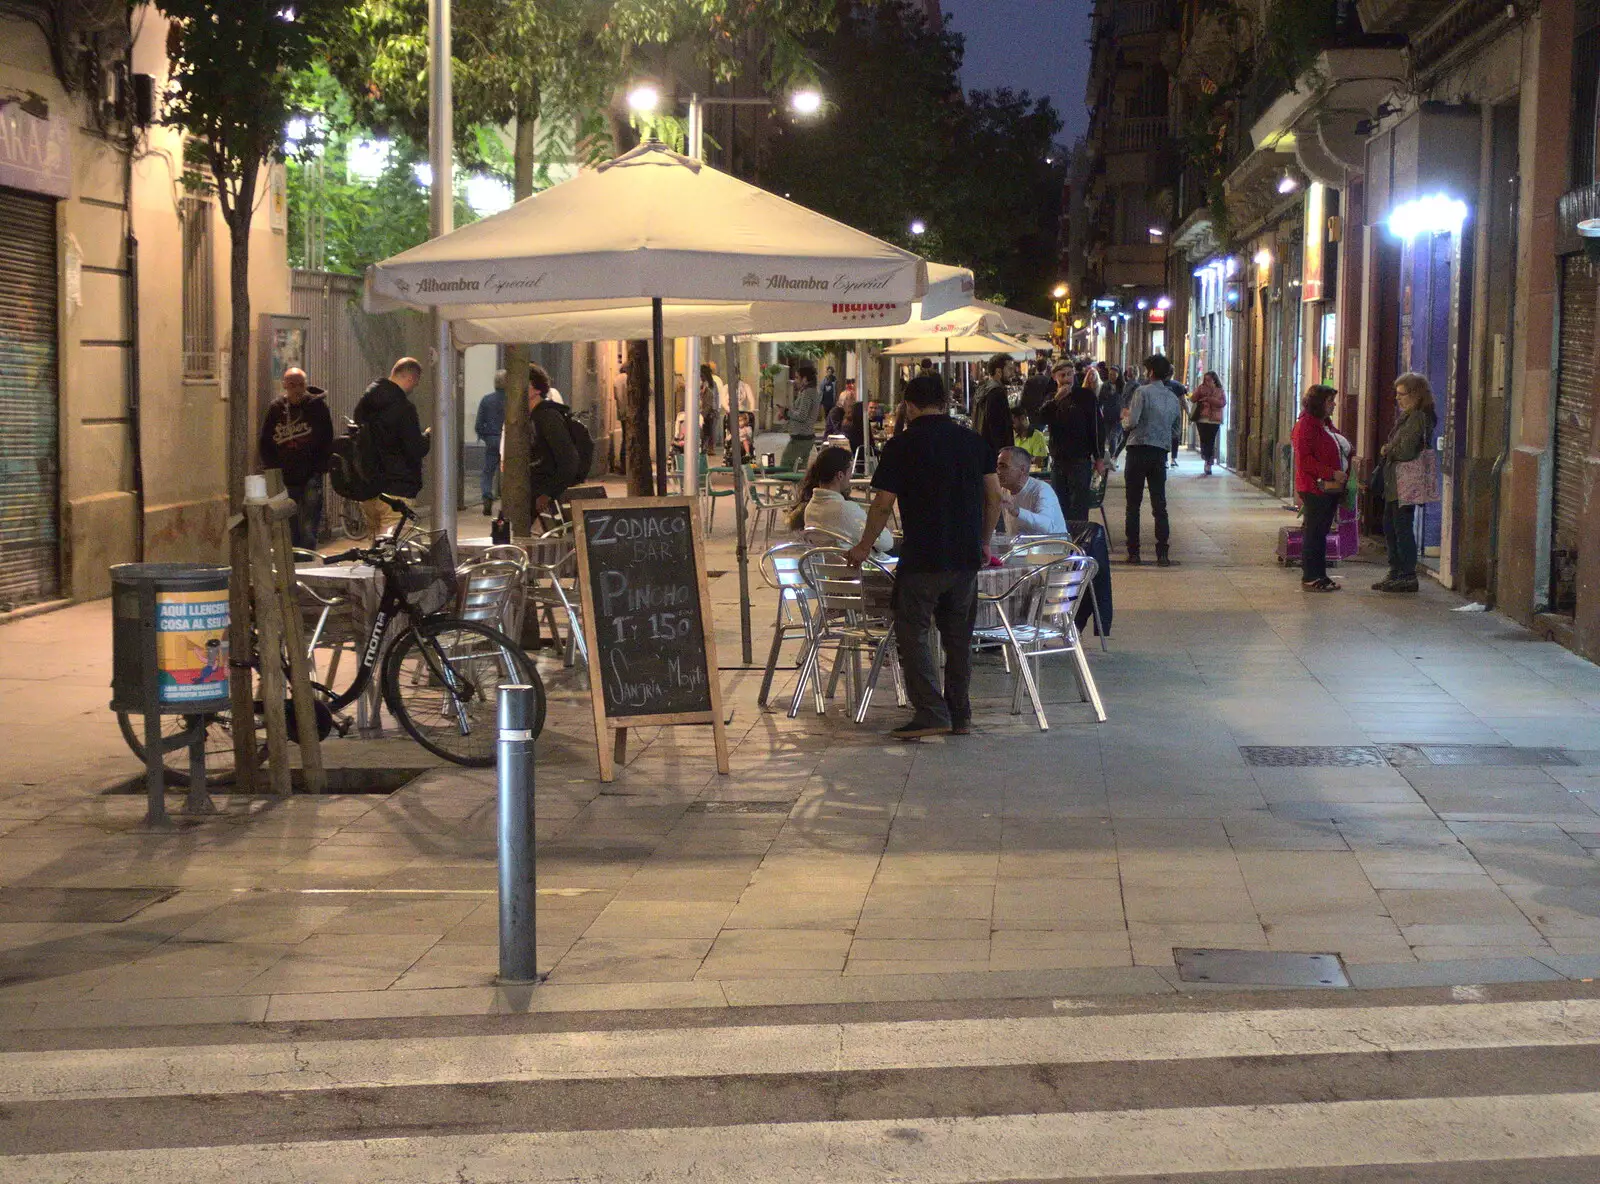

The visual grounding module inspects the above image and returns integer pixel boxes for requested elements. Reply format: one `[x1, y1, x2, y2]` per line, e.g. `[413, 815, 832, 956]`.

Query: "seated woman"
[788, 446, 893, 552]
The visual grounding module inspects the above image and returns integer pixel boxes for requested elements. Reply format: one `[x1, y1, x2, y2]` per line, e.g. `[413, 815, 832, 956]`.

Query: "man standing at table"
[779, 363, 822, 471]
[1036, 358, 1103, 521]
[847, 373, 1001, 740]
[997, 446, 1067, 536]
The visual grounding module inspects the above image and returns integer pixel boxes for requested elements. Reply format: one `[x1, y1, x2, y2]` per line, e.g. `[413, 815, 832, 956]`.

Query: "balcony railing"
[1108, 115, 1169, 154]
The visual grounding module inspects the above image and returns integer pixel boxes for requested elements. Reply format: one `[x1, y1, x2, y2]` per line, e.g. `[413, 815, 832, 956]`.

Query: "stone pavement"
[1, 456, 1598, 1032]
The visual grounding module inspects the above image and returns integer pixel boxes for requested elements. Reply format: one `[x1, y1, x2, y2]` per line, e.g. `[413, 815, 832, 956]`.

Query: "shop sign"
[0, 101, 71, 198]
[1302, 182, 1326, 302]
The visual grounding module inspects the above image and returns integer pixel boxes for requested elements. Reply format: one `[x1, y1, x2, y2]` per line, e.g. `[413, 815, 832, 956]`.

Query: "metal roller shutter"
[1552, 254, 1596, 615]
[0, 186, 60, 610]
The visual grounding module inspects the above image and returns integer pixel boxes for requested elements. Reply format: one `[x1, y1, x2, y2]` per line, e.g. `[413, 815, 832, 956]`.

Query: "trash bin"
[110, 563, 231, 715]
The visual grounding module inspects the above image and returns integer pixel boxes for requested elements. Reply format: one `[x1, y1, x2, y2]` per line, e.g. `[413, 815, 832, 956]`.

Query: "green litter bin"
[110, 563, 231, 715]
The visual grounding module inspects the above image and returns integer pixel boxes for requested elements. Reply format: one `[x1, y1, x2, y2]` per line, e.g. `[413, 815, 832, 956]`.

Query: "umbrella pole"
[726, 338, 753, 665]
[652, 297, 668, 496]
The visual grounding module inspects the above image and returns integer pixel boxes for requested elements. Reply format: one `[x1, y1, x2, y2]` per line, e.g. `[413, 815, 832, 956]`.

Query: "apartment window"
[181, 195, 217, 381]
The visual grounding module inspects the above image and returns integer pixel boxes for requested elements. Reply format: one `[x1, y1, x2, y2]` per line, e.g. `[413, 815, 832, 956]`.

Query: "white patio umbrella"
[882, 332, 1033, 360]
[367, 141, 928, 495]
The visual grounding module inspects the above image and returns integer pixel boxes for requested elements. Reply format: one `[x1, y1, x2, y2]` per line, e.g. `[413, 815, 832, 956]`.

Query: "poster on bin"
[155, 589, 231, 707]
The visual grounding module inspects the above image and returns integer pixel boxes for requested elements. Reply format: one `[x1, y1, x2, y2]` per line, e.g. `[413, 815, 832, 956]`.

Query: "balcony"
[1113, 0, 1166, 37]
[1108, 116, 1169, 155]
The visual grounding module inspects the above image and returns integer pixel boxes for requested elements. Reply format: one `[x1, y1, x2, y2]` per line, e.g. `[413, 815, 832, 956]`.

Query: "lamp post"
[428, 0, 457, 542]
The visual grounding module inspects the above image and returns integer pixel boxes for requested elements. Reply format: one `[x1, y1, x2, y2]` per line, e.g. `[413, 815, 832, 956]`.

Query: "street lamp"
[789, 87, 823, 117]
[909, 218, 927, 236]
[1052, 284, 1068, 300]
[626, 83, 661, 114]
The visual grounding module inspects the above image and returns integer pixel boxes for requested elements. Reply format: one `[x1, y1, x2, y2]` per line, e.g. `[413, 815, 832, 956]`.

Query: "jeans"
[892, 569, 978, 727]
[1196, 422, 1220, 466]
[1383, 499, 1418, 580]
[1052, 457, 1093, 522]
[1299, 491, 1339, 583]
[1122, 445, 1170, 556]
[286, 478, 323, 551]
[480, 435, 500, 502]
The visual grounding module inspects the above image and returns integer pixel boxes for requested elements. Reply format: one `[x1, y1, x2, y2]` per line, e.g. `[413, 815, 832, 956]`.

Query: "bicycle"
[118, 495, 547, 781]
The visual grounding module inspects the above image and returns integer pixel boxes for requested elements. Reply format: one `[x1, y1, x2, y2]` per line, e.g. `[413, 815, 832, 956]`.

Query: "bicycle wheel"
[381, 618, 544, 766]
[117, 711, 237, 786]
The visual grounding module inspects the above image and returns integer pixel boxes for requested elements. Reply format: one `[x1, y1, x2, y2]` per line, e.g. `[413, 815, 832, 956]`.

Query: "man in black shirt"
[1036, 359, 1104, 520]
[847, 374, 1001, 739]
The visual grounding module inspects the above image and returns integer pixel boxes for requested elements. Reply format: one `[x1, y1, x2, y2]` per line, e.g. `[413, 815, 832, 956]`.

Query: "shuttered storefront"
[0, 186, 60, 610]
[1552, 254, 1596, 615]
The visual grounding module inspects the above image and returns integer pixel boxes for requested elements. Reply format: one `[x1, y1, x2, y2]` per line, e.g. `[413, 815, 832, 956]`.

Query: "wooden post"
[263, 470, 326, 793]
[245, 502, 293, 796]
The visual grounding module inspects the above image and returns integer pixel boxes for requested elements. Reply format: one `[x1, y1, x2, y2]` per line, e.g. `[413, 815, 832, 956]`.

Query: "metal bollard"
[496, 685, 540, 983]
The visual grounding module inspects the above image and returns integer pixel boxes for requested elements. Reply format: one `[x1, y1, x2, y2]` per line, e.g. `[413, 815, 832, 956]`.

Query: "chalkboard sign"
[572, 497, 729, 781]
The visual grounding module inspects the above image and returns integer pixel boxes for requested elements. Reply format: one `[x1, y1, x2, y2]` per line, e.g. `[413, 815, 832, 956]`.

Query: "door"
[0, 187, 60, 610]
[1552, 254, 1596, 615]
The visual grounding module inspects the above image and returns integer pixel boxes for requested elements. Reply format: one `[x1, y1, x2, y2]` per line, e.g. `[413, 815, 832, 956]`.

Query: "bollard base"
[495, 971, 548, 987]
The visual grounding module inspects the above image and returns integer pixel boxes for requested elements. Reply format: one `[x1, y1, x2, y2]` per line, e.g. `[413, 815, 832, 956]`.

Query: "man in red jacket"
[1292, 384, 1347, 592]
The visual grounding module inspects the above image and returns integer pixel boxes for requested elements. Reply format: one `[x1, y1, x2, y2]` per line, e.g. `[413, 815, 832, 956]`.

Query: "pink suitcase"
[1277, 507, 1358, 566]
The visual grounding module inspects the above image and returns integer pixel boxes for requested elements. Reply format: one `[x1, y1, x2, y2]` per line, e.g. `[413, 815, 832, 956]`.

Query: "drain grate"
[687, 800, 793, 814]
[1175, 947, 1349, 988]
[0, 888, 178, 924]
[1241, 746, 1385, 768]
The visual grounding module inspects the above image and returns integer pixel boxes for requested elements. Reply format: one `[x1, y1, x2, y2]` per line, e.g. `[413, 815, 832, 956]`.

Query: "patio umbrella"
[367, 141, 928, 496]
[881, 332, 1034, 360]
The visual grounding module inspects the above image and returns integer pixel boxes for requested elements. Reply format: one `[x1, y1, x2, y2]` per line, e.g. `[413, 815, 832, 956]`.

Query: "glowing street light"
[789, 88, 823, 117]
[1052, 284, 1068, 300]
[1156, 296, 1172, 310]
[1277, 173, 1300, 195]
[909, 218, 927, 236]
[627, 83, 661, 114]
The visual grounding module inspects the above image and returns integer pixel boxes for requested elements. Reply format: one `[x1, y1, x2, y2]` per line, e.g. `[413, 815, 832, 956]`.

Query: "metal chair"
[790, 547, 905, 722]
[800, 526, 854, 548]
[457, 557, 528, 641]
[757, 542, 819, 710]
[1087, 466, 1111, 534]
[527, 524, 587, 668]
[745, 465, 792, 548]
[974, 554, 1105, 729]
[1002, 536, 1109, 651]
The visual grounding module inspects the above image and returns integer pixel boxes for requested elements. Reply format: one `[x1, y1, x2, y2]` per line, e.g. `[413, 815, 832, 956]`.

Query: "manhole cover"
[0, 888, 178, 923]
[687, 800, 793, 814]
[1241, 746, 1385, 767]
[1175, 947, 1349, 988]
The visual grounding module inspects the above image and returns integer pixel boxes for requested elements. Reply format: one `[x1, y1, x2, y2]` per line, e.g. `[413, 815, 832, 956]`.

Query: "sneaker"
[1156, 554, 1179, 567]
[1382, 577, 1420, 594]
[1126, 552, 1143, 566]
[482, 500, 494, 516]
[891, 720, 949, 741]
[1371, 577, 1397, 591]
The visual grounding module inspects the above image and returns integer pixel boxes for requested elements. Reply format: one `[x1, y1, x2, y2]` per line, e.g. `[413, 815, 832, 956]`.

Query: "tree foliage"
[760, 1, 1064, 315]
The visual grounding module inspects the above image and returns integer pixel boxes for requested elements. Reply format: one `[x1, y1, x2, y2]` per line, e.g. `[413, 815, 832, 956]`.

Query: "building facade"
[1081, 0, 1599, 661]
[0, 3, 292, 612]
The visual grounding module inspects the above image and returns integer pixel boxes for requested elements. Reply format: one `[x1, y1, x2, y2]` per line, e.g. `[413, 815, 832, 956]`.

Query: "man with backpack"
[349, 357, 430, 538]
[525, 363, 592, 514]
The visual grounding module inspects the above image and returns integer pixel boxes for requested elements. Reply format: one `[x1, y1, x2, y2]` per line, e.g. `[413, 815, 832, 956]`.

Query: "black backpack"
[552, 404, 595, 482]
[329, 415, 383, 501]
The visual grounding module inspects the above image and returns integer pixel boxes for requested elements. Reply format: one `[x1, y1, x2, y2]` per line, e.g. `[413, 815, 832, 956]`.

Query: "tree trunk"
[224, 183, 260, 792]
[500, 112, 538, 536]
[624, 339, 653, 496]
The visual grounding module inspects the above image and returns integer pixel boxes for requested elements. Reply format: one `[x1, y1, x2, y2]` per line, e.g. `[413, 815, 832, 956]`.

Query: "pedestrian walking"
[1018, 356, 1055, 418]
[1292, 384, 1346, 592]
[1036, 359, 1102, 521]
[779, 363, 822, 471]
[258, 367, 333, 549]
[525, 363, 587, 516]
[474, 370, 506, 515]
[1191, 371, 1226, 476]
[1099, 365, 1126, 458]
[820, 366, 838, 416]
[1163, 368, 1190, 467]
[1121, 355, 1184, 565]
[353, 357, 430, 539]
[972, 354, 1016, 456]
[1373, 372, 1438, 594]
[846, 373, 1001, 740]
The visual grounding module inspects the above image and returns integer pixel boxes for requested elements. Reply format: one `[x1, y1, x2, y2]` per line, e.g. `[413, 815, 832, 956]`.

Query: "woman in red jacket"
[1292, 384, 1347, 592]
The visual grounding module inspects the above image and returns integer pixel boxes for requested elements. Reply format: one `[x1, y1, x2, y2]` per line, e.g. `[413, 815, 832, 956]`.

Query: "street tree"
[157, 0, 355, 787]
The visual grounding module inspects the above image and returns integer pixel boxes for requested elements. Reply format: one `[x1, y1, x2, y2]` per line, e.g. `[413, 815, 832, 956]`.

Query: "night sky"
[939, 0, 1094, 146]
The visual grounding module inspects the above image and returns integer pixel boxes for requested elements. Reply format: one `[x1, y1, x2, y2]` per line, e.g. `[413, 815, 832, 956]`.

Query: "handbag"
[1394, 448, 1441, 505]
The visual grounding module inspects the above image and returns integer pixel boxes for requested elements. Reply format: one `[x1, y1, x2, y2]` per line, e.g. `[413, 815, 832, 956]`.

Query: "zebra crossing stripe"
[3, 1091, 1599, 1183]
[3, 998, 1598, 1103]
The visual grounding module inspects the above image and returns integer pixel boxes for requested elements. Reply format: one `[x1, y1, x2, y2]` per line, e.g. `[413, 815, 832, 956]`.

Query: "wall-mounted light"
[1136, 298, 1149, 310]
[1252, 248, 1273, 269]
[1224, 256, 1239, 277]
[1277, 174, 1300, 195]
[1156, 296, 1172, 310]
[1386, 193, 1468, 240]
[788, 88, 824, 117]
[1052, 283, 1068, 300]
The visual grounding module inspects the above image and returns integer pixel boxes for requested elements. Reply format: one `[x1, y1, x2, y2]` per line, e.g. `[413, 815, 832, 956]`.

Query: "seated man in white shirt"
[997, 445, 1068, 536]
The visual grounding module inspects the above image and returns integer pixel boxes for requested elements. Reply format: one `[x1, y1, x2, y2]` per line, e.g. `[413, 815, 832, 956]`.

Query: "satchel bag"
[1394, 448, 1440, 506]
